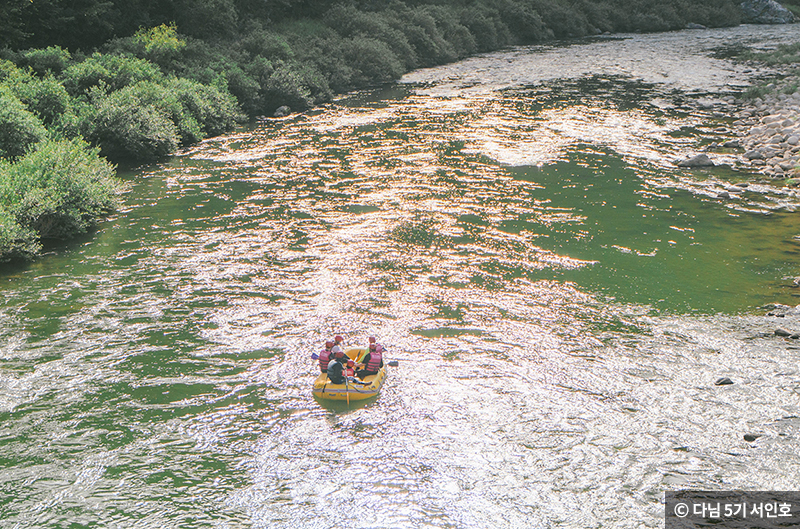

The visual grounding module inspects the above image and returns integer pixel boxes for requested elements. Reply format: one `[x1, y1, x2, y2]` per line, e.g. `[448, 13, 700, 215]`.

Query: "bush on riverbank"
[0, 138, 121, 262]
[0, 47, 246, 262]
[0, 84, 48, 159]
[81, 77, 243, 161]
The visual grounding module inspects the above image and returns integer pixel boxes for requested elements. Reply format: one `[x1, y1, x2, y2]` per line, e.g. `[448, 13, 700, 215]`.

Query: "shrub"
[176, 0, 239, 40]
[0, 85, 47, 159]
[164, 77, 244, 137]
[0, 59, 23, 83]
[530, 0, 592, 38]
[18, 46, 72, 76]
[264, 65, 315, 111]
[82, 84, 180, 161]
[0, 138, 120, 243]
[0, 205, 40, 262]
[460, 6, 507, 52]
[396, 6, 458, 67]
[293, 34, 355, 93]
[134, 24, 186, 60]
[5, 71, 72, 127]
[327, 5, 419, 68]
[237, 26, 294, 61]
[497, 0, 551, 43]
[221, 63, 263, 115]
[341, 36, 404, 87]
[60, 53, 163, 97]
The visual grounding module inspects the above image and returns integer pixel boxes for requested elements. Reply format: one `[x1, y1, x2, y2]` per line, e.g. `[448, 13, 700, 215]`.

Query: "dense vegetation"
[0, 0, 756, 262]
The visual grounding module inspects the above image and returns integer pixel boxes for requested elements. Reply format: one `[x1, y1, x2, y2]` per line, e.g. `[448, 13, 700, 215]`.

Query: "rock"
[788, 136, 799, 146]
[677, 154, 715, 167]
[745, 149, 764, 160]
[723, 140, 742, 148]
[273, 105, 291, 117]
[717, 191, 732, 199]
[775, 328, 793, 336]
[740, 0, 797, 24]
[743, 433, 762, 442]
[715, 377, 734, 385]
[686, 22, 707, 29]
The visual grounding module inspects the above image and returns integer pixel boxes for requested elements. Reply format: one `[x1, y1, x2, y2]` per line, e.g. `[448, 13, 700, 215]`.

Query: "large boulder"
[740, 0, 797, 24]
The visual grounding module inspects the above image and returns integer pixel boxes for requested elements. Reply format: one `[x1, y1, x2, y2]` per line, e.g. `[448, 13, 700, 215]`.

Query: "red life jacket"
[319, 349, 332, 372]
[366, 350, 383, 372]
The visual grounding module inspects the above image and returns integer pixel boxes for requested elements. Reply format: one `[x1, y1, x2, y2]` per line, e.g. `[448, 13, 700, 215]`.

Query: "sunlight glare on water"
[2, 25, 800, 529]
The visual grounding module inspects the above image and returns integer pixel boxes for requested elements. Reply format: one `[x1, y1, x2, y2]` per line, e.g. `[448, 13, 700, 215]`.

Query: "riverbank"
[700, 40, 800, 180]
[731, 78, 800, 178]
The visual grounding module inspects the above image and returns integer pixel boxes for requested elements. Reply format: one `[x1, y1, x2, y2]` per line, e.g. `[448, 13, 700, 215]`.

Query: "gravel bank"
[731, 81, 800, 179]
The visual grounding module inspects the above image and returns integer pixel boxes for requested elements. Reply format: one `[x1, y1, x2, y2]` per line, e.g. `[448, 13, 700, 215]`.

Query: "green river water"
[2, 25, 800, 529]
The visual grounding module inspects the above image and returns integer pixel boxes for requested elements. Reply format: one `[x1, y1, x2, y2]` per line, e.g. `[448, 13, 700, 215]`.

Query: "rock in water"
[740, 0, 797, 24]
[715, 377, 734, 386]
[677, 154, 715, 167]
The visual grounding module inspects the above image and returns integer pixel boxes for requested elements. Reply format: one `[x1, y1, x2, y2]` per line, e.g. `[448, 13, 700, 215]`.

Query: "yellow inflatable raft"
[312, 347, 387, 401]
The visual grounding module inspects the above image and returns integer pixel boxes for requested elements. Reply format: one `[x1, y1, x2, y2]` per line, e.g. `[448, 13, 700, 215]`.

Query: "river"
[2, 24, 800, 529]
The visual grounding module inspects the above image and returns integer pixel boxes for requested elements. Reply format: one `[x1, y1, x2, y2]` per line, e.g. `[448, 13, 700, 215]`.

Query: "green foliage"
[237, 24, 295, 61]
[0, 205, 40, 262]
[18, 46, 72, 76]
[60, 53, 163, 97]
[80, 76, 242, 160]
[82, 83, 181, 162]
[5, 71, 73, 127]
[0, 85, 47, 159]
[264, 66, 315, 111]
[460, 5, 508, 52]
[135, 24, 186, 56]
[0, 59, 24, 83]
[341, 36, 405, 87]
[326, 4, 419, 68]
[165, 77, 244, 137]
[0, 138, 119, 258]
[177, 0, 240, 40]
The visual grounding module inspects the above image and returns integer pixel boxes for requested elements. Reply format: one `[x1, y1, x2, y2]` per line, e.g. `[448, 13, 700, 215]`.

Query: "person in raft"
[330, 335, 344, 356]
[318, 340, 334, 373]
[326, 350, 347, 384]
[356, 338, 384, 379]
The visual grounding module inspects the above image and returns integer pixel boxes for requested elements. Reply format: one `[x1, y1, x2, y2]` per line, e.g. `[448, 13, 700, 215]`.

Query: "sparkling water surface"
[2, 25, 800, 529]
